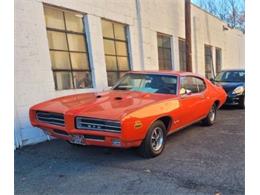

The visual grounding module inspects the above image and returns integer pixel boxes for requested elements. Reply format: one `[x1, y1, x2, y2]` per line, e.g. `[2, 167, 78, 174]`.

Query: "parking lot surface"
[15, 108, 244, 195]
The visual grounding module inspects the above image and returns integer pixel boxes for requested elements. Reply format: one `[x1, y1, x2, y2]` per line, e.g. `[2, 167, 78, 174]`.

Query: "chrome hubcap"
[209, 106, 216, 122]
[151, 127, 164, 151]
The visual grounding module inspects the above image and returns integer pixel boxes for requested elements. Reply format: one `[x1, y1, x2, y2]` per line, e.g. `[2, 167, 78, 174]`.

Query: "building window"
[204, 45, 213, 79]
[216, 48, 222, 74]
[101, 19, 130, 86]
[178, 38, 186, 71]
[44, 6, 92, 90]
[157, 33, 172, 70]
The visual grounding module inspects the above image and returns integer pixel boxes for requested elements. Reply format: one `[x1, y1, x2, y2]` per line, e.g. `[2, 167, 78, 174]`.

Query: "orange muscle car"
[29, 71, 227, 158]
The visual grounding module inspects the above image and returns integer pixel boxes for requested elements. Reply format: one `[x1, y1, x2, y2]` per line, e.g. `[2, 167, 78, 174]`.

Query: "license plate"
[70, 135, 86, 145]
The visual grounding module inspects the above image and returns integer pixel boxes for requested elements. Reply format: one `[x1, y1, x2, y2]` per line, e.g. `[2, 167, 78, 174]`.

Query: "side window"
[180, 77, 198, 93]
[195, 78, 206, 92]
[180, 76, 206, 94]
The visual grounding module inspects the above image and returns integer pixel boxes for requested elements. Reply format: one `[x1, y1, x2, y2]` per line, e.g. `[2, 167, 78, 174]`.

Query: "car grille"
[36, 111, 65, 127]
[75, 117, 121, 133]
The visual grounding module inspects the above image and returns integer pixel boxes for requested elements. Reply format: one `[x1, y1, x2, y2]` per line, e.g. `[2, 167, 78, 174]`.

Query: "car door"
[174, 76, 203, 128]
[192, 77, 209, 119]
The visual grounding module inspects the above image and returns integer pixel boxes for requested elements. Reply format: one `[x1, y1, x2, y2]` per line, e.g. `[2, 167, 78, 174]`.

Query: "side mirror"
[180, 88, 192, 96]
[185, 89, 192, 95]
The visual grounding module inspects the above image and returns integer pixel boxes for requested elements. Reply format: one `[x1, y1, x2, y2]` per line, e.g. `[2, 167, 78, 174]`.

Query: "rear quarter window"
[196, 78, 206, 92]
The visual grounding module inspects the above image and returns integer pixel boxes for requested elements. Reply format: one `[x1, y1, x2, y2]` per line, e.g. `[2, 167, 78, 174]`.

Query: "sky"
[191, 0, 245, 10]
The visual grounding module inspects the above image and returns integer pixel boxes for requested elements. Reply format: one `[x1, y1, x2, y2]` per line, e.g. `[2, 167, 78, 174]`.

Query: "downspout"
[136, 0, 145, 70]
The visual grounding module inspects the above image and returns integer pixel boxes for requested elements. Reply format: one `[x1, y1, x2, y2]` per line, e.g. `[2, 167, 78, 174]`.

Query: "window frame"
[179, 76, 207, 95]
[157, 32, 173, 70]
[44, 4, 93, 90]
[101, 19, 131, 86]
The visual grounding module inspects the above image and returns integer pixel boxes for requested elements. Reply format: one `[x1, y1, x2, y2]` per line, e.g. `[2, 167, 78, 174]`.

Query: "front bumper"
[224, 94, 244, 106]
[37, 126, 142, 148]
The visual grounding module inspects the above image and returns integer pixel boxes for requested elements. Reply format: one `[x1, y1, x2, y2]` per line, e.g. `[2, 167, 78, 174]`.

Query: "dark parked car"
[213, 69, 245, 108]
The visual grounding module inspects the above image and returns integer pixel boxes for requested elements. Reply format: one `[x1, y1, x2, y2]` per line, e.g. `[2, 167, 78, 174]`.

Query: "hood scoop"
[96, 95, 102, 98]
[114, 96, 123, 100]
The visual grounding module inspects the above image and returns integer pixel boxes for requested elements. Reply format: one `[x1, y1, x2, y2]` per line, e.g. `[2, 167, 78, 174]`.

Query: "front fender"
[121, 99, 180, 141]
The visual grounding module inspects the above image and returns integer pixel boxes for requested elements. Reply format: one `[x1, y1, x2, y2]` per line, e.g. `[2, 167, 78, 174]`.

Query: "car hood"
[217, 81, 244, 93]
[32, 90, 177, 120]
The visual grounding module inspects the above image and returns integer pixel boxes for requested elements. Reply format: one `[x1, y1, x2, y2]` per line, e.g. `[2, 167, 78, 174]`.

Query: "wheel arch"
[151, 115, 173, 133]
[214, 99, 221, 109]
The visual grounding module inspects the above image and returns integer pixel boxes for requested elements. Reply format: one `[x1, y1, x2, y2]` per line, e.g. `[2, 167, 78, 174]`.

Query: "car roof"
[128, 70, 204, 78]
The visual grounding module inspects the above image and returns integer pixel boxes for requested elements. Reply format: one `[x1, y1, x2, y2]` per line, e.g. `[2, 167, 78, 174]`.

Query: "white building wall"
[14, 0, 245, 147]
[191, 4, 245, 75]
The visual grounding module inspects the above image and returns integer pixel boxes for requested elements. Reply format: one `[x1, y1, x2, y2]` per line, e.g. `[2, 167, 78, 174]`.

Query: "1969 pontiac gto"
[29, 71, 227, 158]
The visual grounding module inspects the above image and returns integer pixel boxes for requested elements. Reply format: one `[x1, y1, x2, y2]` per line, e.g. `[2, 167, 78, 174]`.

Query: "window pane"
[164, 60, 172, 70]
[73, 71, 92, 88]
[67, 34, 86, 52]
[181, 77, 198, 93]
[44, 6, 65, 30]
[70, 52, 89, 70]
[159, 64, 166, 70]
[104, 39, 116, 55]
[179, 39, 185, 51]
[180, 56, 186, 71]
[205, 46, 212, 55]
[196, 78, 206, 92]
[54, 71, 73, 90]
[119, 72, 127, 78]
[205, 72, 212, 79]
[50, 51, 71, 70]
[216, 48, 222, 73]
[116, 41, 127, 56]
[117, 57, 129, 70]
[105, 56, 117, 70]
[102, 20, 114, 38]
[179, 39, 186, 71]
[159, 59, 164, 70]
[158, 48, 164, 60]
[205, 45, 212, 78]
[162, 37, 171, 48]
[65, 11, 84, 32]
[157, 36, 163, 47]
[47, 31, 68, 50]
[164, 48, 172, 60]
[114, 23, 126, 40]
[107, 72, 119, 86]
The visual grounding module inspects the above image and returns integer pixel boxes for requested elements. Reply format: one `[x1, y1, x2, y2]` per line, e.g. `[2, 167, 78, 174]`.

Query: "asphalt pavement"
[15, 107, 245, 195]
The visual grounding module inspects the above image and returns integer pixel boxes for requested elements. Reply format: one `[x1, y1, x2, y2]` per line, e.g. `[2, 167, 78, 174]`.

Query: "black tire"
[137, 120, 166, 158]
[201, 104, 217, 126]
[238, 96, 245, 109]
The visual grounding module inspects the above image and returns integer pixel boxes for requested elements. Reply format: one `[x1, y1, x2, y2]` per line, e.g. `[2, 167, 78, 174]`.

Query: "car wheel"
[138, 120, 166, 158]
[201, 104, 217, 126]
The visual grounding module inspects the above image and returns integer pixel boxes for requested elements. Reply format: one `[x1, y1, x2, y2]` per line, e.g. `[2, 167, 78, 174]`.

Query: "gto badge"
[134, 121, 143, 129]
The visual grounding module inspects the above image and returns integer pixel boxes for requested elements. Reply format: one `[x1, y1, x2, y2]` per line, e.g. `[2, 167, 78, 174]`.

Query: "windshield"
[215, 71, 245, 82]
[113, 73, 178, 95]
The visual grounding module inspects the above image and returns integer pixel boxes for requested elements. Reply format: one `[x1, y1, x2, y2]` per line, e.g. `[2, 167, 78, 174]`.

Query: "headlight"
[232, 86, 244, 95]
